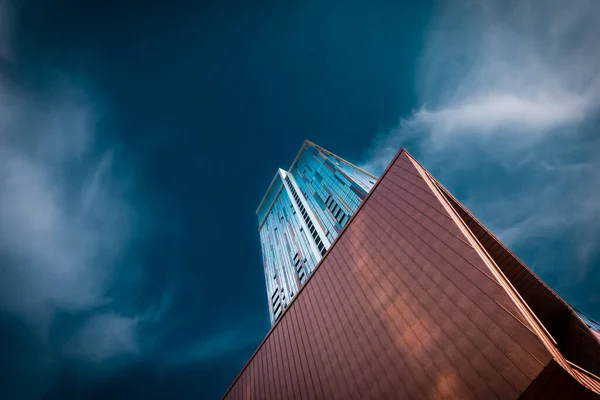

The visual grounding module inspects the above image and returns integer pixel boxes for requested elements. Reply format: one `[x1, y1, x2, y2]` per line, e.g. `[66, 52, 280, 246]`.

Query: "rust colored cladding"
[436, 182, 600, 378]
[224, 149, 600, 399]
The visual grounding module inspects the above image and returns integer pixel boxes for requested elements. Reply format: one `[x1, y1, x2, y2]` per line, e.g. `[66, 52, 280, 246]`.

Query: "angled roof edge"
[290, 139, 378, 180]
[255, 171, 284, 215]
[287, 139, 310, 175]
[257, 139, 377, 215]
[405, 152, 600, 394]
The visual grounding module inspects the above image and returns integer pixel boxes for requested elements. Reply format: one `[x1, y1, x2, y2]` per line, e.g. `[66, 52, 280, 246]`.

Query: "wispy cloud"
[362, 0, 600, 307]
[0, 2, 163, 367]
[414, 92, 587, 141]
[0, 86, 130, 328]
[62, 287, 176, 366]
[63, 313, 141, 363]
[365, 0, 600, 170]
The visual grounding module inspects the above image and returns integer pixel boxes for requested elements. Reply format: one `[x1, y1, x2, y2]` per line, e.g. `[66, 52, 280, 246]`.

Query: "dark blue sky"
[1, 0, 599, 399]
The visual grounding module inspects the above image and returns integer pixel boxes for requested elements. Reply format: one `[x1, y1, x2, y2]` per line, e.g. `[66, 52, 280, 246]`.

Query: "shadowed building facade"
[230, 147, 600, 399]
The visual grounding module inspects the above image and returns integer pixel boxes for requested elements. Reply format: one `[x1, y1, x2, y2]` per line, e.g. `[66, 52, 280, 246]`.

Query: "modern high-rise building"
[227, 146, 600, 399]
[256, 140, 377, 324]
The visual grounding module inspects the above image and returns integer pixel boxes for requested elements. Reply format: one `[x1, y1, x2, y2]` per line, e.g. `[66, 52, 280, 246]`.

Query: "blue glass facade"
[290, 144, 377, 244]
[257, 141, 377, 324]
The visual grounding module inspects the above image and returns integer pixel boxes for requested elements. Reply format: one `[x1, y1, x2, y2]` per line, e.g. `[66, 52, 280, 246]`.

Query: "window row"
[285, 176, 327, 256]
[293, 252, 307, 283]
[325, 194, 349, 227]
[272, 288, 282, 320]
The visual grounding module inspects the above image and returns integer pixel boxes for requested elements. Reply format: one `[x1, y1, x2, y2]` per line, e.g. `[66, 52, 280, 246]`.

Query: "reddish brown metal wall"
[436, 181, 600, 377]
[225, 151, 574, 399]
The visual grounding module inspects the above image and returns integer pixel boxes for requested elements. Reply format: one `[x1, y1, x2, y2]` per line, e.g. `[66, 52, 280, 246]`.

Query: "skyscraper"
[227, 146, 600, 399]
[256, 141, 377, 324]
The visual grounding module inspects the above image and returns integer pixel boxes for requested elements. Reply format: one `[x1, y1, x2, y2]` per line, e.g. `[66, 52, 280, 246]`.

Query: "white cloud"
[64, 313, 140, 363]
[0, 89, 132, 329]
[0, 16, 146, 362]
[362, 0, 600, 300]
[0, 4, 173, 370]
[416, 93, 586, 139]
[61, 287, 176, 365]
[365, 0, 600, 172]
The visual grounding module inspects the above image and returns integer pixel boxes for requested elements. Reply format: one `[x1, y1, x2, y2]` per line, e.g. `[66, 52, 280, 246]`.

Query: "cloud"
[365, 0, 600, 171]
[415, 93, 586, 139]
[61, 287, 176, 368]
[63, 313, 140, 363]
[0, 88, 133, 330]
[0, 3, 154, 366]
[362, 0, 600, 310]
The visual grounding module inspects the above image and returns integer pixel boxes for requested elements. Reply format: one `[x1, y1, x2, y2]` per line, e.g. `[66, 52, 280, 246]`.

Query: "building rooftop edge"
[255, 170, 284, 215]
[256, 139, 378, 213]
[298, 140, 378, 180]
